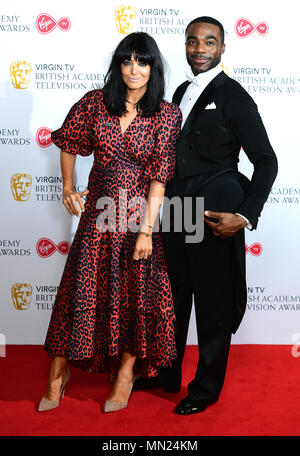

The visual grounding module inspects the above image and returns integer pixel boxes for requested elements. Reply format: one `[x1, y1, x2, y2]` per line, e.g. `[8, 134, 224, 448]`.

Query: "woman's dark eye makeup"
[122, 60, 148, 67]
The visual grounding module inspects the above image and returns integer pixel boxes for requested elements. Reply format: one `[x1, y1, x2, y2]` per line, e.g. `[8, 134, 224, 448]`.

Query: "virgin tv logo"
[235, 18, 268, 38]
[36, 127, 52, 147]
[245, 242, 262, 256]
[35, 14, 71, 34]
[36, 237, 70, 258]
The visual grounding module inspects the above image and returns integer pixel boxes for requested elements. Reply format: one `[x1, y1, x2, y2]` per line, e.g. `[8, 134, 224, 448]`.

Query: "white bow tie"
[186, 73, 201, 87]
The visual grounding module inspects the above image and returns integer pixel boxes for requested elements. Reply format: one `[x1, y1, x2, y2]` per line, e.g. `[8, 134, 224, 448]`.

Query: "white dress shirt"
[179, 63, 252, 229]
[180, 63, 223, 127]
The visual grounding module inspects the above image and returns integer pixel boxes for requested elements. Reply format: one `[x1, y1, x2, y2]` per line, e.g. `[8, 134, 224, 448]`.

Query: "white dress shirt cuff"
[236, 213, 253, 230]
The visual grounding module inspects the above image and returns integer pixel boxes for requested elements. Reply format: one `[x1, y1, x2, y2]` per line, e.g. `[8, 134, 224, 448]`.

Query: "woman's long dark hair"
[102, 32, 165, 117]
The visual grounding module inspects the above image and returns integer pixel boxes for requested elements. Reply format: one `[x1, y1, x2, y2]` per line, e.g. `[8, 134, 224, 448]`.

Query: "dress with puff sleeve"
[51, 91, 95, 156]
[44, 91, 182, 383]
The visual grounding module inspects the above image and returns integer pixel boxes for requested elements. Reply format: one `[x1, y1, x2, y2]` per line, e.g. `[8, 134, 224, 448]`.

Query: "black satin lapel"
[172, 81, 190, 105]
[180, 81, 217, 139]
[180, 71, 227, 139]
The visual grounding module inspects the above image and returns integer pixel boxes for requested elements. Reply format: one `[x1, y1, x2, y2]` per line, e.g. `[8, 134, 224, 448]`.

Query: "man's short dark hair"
[185, 16, 225, 43]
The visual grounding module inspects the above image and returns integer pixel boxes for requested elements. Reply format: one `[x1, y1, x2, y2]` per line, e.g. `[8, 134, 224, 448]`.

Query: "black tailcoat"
[165, 71, 278, 333]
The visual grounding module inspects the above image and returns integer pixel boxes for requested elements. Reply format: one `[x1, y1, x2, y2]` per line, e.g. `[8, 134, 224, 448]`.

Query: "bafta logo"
[11, 283, 33, 310]
[10, 60, 32, 89]
[221, 64, 230, 76]
[11, 173, 32, 201]
[115, 5, 136, 34]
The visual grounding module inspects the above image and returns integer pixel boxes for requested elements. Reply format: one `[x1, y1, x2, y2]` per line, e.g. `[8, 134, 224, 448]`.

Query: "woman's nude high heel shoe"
[38, 367, 71, 412]
[104, 377, 135, 413]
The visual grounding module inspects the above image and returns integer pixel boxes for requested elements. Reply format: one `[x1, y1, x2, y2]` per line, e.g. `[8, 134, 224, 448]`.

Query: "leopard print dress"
[44, 89, 182, 382]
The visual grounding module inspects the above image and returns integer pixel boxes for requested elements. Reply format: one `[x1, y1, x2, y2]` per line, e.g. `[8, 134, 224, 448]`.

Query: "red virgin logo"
[245, 242, 262, 256]
[36, 127, 52, 148]
[36, 238, 70, 258]
[35, 14, 71, 34]
[235, 18, 268, 38]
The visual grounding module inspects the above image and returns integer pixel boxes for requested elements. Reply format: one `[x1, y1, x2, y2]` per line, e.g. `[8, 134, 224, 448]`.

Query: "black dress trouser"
[159, 174, 244, 401]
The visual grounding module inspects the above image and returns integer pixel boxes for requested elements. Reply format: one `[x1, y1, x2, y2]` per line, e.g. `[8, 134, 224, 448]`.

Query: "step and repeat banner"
[1, 0, 299, 346]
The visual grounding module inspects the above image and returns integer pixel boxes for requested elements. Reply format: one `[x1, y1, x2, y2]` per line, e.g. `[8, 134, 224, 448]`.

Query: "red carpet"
[0, 345, 299, 436]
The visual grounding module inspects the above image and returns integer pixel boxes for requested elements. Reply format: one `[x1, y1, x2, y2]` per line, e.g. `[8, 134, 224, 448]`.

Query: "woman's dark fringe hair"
[102, 32, 165, 118]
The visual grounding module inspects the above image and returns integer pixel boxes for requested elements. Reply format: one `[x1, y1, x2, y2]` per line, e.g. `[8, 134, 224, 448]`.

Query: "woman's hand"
[62, 189, 89, 216]
[133, 225, 153, 260]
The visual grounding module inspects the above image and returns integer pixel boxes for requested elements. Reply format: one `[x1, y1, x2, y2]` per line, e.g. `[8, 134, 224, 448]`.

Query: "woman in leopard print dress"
[39, 32, 181, 413]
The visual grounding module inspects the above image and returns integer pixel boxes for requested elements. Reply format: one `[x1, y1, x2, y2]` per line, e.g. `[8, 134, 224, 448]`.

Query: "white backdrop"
[1, 0, 299, 347]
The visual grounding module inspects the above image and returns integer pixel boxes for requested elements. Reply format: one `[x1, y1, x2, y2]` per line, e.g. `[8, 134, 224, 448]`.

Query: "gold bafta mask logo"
[11, 283, 33, 310]
[221, 64, 230, 76]
[11, 173, 32, 201]
[115, 5, 136, 34]
[10, 60, 32, 89]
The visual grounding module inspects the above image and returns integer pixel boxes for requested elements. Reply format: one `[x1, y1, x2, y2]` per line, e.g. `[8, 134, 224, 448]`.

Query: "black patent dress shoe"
[133, 376, 180, 393]
[175, 395, 216, 415]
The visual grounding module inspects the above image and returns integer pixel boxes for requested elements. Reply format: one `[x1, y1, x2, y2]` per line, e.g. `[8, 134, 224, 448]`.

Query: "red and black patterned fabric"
[44, 89, 182, 382]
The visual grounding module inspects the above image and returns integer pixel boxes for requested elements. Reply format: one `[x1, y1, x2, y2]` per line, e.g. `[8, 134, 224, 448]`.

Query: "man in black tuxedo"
[134, 16, 278, 415]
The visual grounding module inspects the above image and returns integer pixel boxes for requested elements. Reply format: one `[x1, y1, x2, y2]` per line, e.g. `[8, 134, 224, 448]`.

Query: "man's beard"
[187, 55, 221, 75]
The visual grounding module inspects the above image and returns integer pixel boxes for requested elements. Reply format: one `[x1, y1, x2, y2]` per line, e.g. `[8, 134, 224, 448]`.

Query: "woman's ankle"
[49, 360, 67, 381]
[115, 369, 134, 382]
